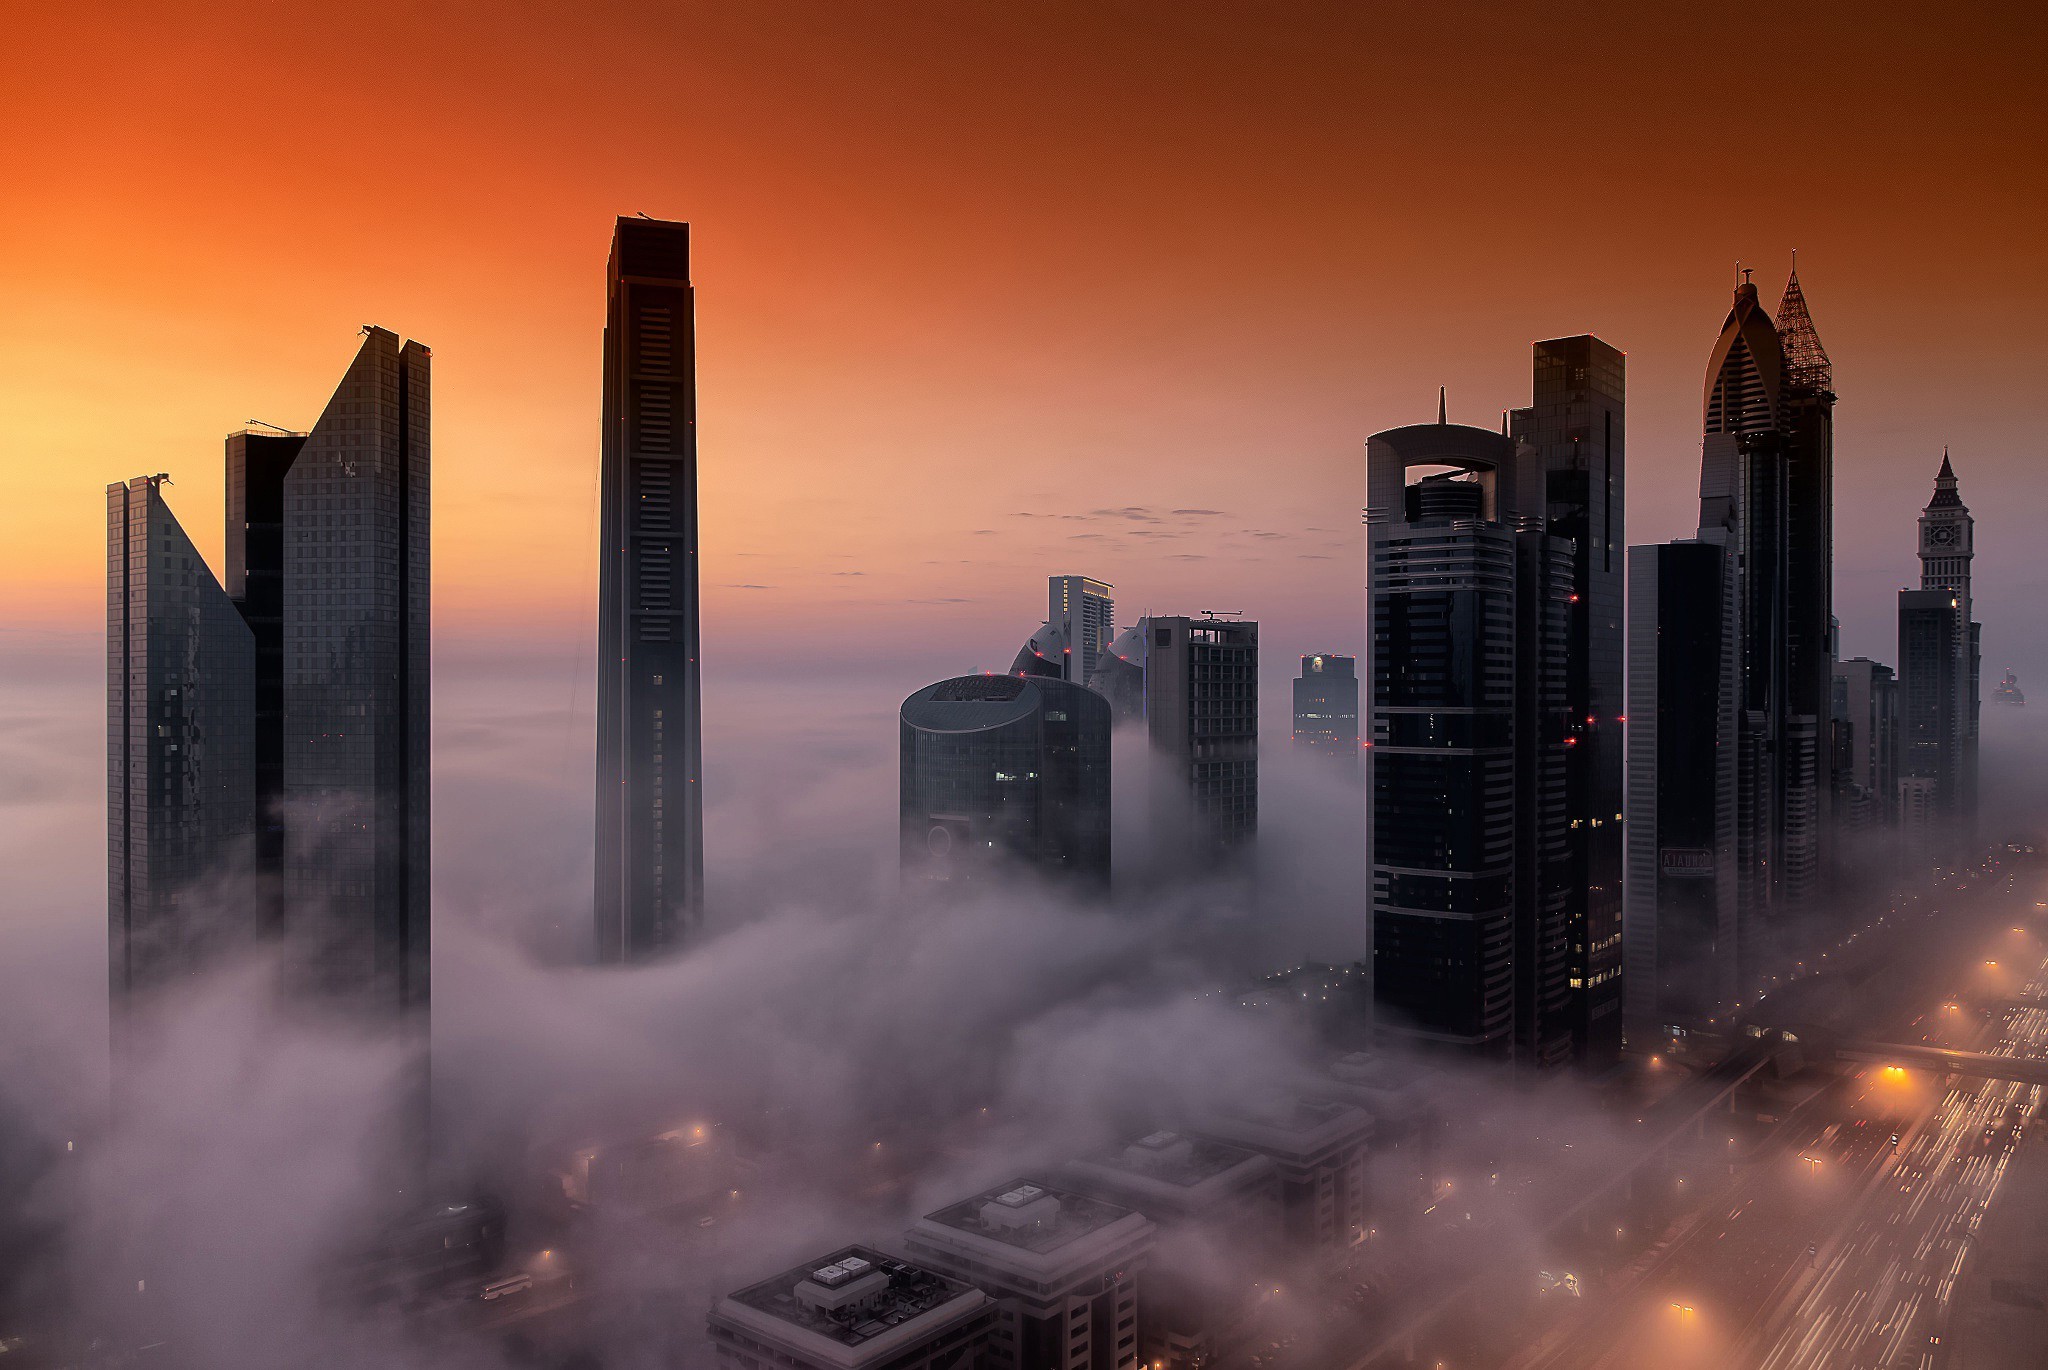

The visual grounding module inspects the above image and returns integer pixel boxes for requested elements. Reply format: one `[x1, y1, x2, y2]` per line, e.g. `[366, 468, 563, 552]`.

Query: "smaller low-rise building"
[709, 1245, 993, 1370]
[1195, 1099, 1373, 1252]
[905, 1180, 1154, 1370]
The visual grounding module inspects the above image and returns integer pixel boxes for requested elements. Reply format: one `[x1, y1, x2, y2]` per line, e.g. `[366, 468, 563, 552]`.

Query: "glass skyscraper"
[595, 216, 705, 962]
[1292, 653, 1360, 770]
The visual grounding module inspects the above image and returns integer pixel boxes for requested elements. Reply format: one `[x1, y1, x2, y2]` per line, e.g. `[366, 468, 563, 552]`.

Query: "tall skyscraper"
[1830, 657, 1899, 834]
[596, 216, 704, 962]
[1145, 615, 1259, 864]
[1902, 454, 1980, 835]
[1509, 334, 1626, 1067]
[900, 674, 1111, 889]
[107, 476, 255, 1024]
[1010, 576, 1114, 683]
[1623, 541, 1739, 1035]
[1364, 414, 1572, 1062]
[109, 326, 431, 1039]
[1292, 654, 1360, 769]
[1693, 266, 1836, 959]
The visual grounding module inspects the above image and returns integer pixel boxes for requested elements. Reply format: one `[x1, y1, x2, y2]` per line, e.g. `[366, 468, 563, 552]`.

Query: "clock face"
[1927, 523, 1960, 547]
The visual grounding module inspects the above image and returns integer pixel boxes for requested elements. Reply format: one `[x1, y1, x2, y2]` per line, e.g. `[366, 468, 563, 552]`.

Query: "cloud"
[1170, 509, 1230, 517]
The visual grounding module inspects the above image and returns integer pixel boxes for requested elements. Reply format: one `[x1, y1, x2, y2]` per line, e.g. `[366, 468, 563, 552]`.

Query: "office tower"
[1061, 1133, 1280, 1370]
[1015, 576, 1117, 681]
[107, 477, 255, 1026]
[905, 1180, 1154, 1370]
[1693, 267, 1836, 947]
[708, 1246, 994, 1370]
[1292, 654, 1360, 769]
[900, 674, 1111, 889]
[1622, 542, 1739, 1034]
[276, 327, 432, 1019]
[1992, 669, 2023, 707]
[1830, 658, 1898, 834]
[1194, 1099, 1373, 1252]
[1365, 414, 1572, 1063]
[108, 327, 430, 1032]
[1508, 335, 1625, 1067]
[1905, 453, 1980, 834]
[596, 215, 704, 962]
[1145, 615, 1258, 862]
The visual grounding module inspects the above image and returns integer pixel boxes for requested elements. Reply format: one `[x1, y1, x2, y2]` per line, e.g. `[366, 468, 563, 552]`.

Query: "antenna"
[244, 419, 295, 435]
[1437, 387, 1447, 425]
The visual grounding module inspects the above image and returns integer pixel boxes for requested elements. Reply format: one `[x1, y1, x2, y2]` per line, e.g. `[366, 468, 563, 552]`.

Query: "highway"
[1508, 852, 2046, 1370]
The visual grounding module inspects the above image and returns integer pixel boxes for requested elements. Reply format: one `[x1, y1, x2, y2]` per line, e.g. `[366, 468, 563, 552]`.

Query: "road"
[1510, 852, 2046, 1370]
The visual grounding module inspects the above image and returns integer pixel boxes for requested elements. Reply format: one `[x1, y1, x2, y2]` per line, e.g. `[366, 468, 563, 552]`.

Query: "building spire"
[1929, 448, 1963, 508]
[1437, 386, 1447, 425]
[1776, 257, 1833, 391]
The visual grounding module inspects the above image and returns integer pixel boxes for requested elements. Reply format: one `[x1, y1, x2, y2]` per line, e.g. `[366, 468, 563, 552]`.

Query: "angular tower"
[1899, 454, 1978, 848]
[596, 217, 705, 962]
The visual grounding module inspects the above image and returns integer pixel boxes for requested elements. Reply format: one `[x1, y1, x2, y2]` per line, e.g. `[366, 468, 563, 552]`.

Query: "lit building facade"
[596, 216, 705, 962]
[1365, 414, 1572, 1063]
[900, 675, 1111, 889]
[1292, 653, 1360, 769]
[1508, 334, 1626, 1067]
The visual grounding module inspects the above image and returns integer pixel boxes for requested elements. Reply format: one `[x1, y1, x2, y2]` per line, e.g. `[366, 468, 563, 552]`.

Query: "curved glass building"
[900, 675, 1111, 890]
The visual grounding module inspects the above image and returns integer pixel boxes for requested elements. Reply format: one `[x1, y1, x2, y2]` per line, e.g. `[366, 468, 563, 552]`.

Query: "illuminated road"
[1509, 855, 2046, 1370]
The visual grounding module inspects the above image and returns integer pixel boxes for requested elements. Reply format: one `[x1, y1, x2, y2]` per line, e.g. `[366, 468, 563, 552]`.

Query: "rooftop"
[1087, 1131, 1260, 1188]
[922, 1179, 1136, 1254]
[726, 1245, 977, 1349]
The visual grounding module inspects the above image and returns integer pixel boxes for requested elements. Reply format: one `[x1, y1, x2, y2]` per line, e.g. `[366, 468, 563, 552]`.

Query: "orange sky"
[4, 0, 2044, 681]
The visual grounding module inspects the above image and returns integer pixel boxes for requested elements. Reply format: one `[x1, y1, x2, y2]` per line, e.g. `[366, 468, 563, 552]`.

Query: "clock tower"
[1918, 450, 1973, 598]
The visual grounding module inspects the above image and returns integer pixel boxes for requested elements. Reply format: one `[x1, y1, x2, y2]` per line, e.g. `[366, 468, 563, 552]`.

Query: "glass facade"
[1292, 654, 1359, 772]
[900, 675, 1111, 889]
[596, 217, 705, 962]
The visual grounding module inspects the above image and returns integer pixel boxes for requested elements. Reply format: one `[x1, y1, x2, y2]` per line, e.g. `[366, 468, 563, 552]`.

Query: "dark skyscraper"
[1292, 654, 1360, 769]
[1899, 454, 1979, 841]
[1623, 541, 1739, 1034]
[107, 476, 255, 1023]
[1693, 267, 1836, 960]
[1365, 415, 1571, 1062]
[1831, 657, 1898, 834]
[1146, 615, 1259, 864]
[899, 674, 1111, 889]
[1509, 334, 1625, 1068]
[596, 217, 704, 962]
[109, 326, 431, 1038]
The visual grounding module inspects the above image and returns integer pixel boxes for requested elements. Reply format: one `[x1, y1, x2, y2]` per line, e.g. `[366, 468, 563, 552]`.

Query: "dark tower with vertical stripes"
[596, 217, 704, 961]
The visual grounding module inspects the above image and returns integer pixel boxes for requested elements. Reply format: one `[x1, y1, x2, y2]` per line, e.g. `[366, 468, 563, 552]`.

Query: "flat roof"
[1088, 1133, 1260, 1188]
[921, 1180, 1136, 1255]
[725, 1245, 978, 1349]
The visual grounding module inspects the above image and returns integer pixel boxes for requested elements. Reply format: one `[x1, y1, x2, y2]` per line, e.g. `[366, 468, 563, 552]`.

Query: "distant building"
[708, 1246, 993, 1370]
[1831, 658, 1898, 833]
[1623, 541, 1739, 1034]
[1145, 616, 1259, 864]
[1508, 335, 1627, 1068]
[1897, 454, 1980, 855]
[1061, 1133, 1280, 1370]
[596, 215, 705, 963]
[1014, 577, 1116, 683]
[1365, 412, 1572, 1063]
[1193, 1099, 1373, 1252]
[1085, 622, 1148, 721]
[1292, 654, 1359, 769]
[900, 675, 1111, 889]
[905, 1180, 1154, 1370]
[1992, 669, 2023, 707]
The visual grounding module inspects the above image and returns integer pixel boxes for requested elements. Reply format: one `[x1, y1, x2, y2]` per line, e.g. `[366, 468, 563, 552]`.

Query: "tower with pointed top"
[1899, 454, 1979, 851]
[1684, 262, 1835, 978]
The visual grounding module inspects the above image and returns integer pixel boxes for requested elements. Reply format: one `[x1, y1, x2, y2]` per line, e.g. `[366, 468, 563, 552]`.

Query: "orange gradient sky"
[3, 0, 2044, 682]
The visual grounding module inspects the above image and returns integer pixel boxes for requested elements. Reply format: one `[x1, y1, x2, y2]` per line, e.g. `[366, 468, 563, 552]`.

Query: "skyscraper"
[1693, 266, 1836, 958]
[1010, 576, 1113, 683]
[1830, 657, 1898, 834]
[108, 476, 255, 1023]
[1364, 414, 1572, 1062]
[1623, 541, 1739, 1035]
[900, 674, 1111, 889]
[1145, 615, 1259, 864]
[109, 326, 431, 1038]
[1292, 654, 1360, 770]
[1509, 334, 1626, 1067]
[1901, 454, 1980, 837]
[596, 216, 704, 962]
